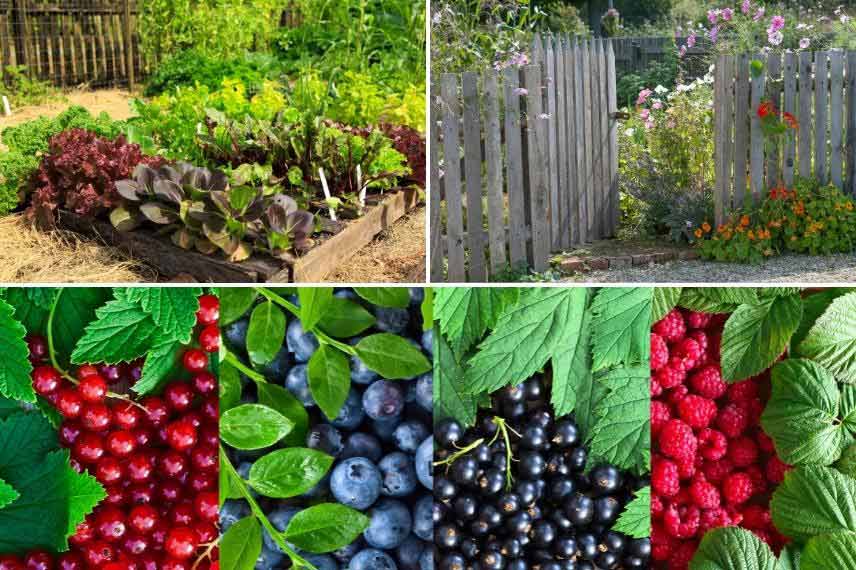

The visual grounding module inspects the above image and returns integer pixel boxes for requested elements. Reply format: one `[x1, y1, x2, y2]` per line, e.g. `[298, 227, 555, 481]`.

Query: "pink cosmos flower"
[637, 89, 653, 105]
[770, 15, 786, 32]
[709, 25, 720, 43]
[742, 0, 751, 15]
[652, 101, 663, 110]
[708, 9, 720, 24]
[754, 7, 766, 21]
[722, 8, 734, 21]
[645, 119, 655, 129]
[679, 45, 688, 58]
[687, 33, 697, 48]
[640, 108, 651, 120]
[799, 37, 811, 49]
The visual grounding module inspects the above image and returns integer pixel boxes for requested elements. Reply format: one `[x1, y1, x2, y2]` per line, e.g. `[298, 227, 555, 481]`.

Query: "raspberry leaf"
[678, 288, 741, 314]
[588, 366, 649, 473]
[70, 296, 159, 365]
[435, 287, 519, 359]
[0, 298, 34, 403]
[652, 287, 681, 323]
[720, 294, 802, 382]
[220, 516, 262, 570]
[698, 287, 759, 306]
[836, 443, 856, 478]
[435, 326, 478, 427]
[798, 292, 856, 383]
[550, 295, 591, 417]
[801, 531, 856, 570]
[611, 486, 650, 538]
[777, 544, 801, 570]
[124, 287, 202, 343]
[0, 478, 18, 510]
[771, 465, 856, 541]
[590, 287, 651, 371]
[283, 503, 370, 553]
[689, 527, 777, 570]
[791, 288, 853, 350]
[761, 359, 849, 466]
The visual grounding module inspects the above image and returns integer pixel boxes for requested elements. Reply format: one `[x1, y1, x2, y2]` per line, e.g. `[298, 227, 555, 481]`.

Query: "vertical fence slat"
[572, 39, 587, 244]
[483, 69, 506, 276]
[598, 40, 611, 237]
[525, 64, 550, 271]
[714, 55, 726, 225]
[830, 51, 844, 190]
[590, 40, 603, 239]
[766, 54, 782, 187]
[798, 50, 813, 179]
[750, 53, 767, 204]
[733, 54, 750, 209]
[722, 56, 734, 219]
[440, 74, 466, 282]
[555, 35, 569, 250]
[461, 72, 486, 282]
[563, 36, 577, 245]
[504, 67, 527, 268]
[607, 40, 619, 236]
[581, 41, 595, 240]
[783, 52, 797, 186]
[815, 51, 829, 185]
[847, 51, 856, 196]
[544, 35, 560, 250]
[429, 86, 443, 283]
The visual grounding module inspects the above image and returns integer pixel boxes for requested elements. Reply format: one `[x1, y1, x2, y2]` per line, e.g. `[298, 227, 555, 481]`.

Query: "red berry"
[127, 484, 155, 506]
[160, 450, 189, 478]
[650, 333, 669, 371]
[73, 433, 105, 463]
[677, 395, 717, 429]
[161, 560, 189, 570]
[182, 349, 208, 373]
[127, 453, 154, 483]
[141, 397, 169, 427]
[98, 364, 122, 384]
[190, 444, 217, 471]
[0, 556, 25, 570]
[727, 436, 759, 467]
[164, 527, 198, 560]
[192, 372, 216, 396]
[658, 420, 697, 461]
[103, 485, 126, 506]
[77, 364, 100, 380]
[82, 402, 113, 431]
[59, 421, 83, 447]
[689, 476, 720, 510]
[199, 425, 219, 447]
[165, 420, 197, 451]
[133, 428, 153, 447]
[122, 534, 150, 556]
[196, 295, 219, 326]
[24, 550, 53, 570]
[723, 472, 754, 505]
[56, 553, 83, 570]
[82, 542, 115, 567]
[194, 522, 217, 543]
[193, 491, 218, 522]
[159, 480, 183, 503]
[170, 502, 195, 526]
[56, 389, 83, 419]
[201, 396, 218, 422]
[95, 456, 124, 485]
[716, 403, 750, 439]
[114, 404, 143, 430]
[78, 375, 108, 402]
[689, 365, 727, 399]
[129, 504, 159, 534]
[187, 471, 216, 493]
[32, 366, 61, 396]
[198, 324, 220, 353]
[163, 382, 195, 412]
[652, 457, 680, 497]
[27, 335, 48, 362]
[96, 507, 127, 542]
[698, 428, 728, 461]
[70, 520, 95, 546]
[106, 430, 137, 457]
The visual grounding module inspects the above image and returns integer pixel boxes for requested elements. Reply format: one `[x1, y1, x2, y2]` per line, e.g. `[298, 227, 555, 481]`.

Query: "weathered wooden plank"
[750, 53, 767, 204]
[734, 54, 750, 208]
[524, 64, 550, 271]
[555, 35, 569, 249]
[581, 41, 595, 241]
[798, 50, 813, 179]
[589, 40, 603, 239]
[782, 51, 797, 186]
[544, 35, 560, 250]
[597, 40, 611, 237]
[606, 40, 619, 235]
[830, 50, 844, 189]
[847, 51, 856, 196]
[721, 56, 734, 219]
[461, 71, 486, 282]
[504, 67, 527, 268]
[429, 84, 444, 283]
[440, 74, 466, 282]
[566, 38, 581, 245]
[714, 55, 726, 225]
[815, 51, 829, 185]
[483, 69, 506, 277]
[766, 53, 782, 187]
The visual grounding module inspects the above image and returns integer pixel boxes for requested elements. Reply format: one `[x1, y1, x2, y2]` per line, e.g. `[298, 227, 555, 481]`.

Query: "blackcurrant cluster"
[17, 294, 221, 570]
[434, 376, 651, 570]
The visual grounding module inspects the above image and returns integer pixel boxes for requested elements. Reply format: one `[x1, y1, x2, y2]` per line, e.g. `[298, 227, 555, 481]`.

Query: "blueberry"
[255, 546, 285, 570]
[420, 330, 433, 357]
[331, 457, 382, 509]
[307, 424, 344, 457]
[363, 380, 405, 420]
[342, 432, 383, 462]
[220, 500, 250, 533]
[255, 345, 292, 380]
[305, 554, 337, 570]
[374, 307, 410, 334]
[417, 546, 432, 570]
[415, 437, 433, 489]
[378, 451, 418, 497]
[349, 549, 397, 570]
[333, 538, 365, 563]
[223, 317, 249, 353]
[285, 364, 314, 406]
[414, 374, 432, 412]
[372, 416, 402, 442]
[263, 506, 300, 552]
[302, 471, 332, 499]
[287, 319, 319, 362]
[236, 462, 259, 498]
[364, 498, 413, 549]
[412, 495, 433, 541]
[331, 388, 366, 430]
[396, 535, 426, 570]
[351, 353, 380, 385]
[393, 421, 429, 453]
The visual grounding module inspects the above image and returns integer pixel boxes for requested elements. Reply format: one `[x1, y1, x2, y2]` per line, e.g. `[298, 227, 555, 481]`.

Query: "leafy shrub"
[0, 66, 57, 107]
[379, 124, 425, 188]
[616, 51, 679, 109]
[0, 152, 38, 215]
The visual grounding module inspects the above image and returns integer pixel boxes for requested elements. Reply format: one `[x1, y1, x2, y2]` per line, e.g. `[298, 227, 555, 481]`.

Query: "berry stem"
[219, 444, 317, 570]
[223, 350, 267, 384]
[488, 416, 520, 491]
[46, 289, 78, 385]
[432, 437, 486, 470]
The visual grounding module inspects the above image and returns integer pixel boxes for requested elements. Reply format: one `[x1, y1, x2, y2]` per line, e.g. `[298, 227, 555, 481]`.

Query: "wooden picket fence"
[713, 50, 856, 225]
[430, 35, 619, 282]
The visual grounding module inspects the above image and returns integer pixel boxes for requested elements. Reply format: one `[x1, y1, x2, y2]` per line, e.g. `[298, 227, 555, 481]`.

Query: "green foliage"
[799, 292, 856, 384]
[612, 486, 650, 539]
[0, 66, 57, 108]
[689, 527, 778, 570]
[771, 465, 856, 541]
[616, 52, 679, 109]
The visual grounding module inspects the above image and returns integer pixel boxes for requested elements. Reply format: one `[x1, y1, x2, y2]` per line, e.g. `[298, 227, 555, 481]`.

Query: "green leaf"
[0, 478, 18, 510]
[355, 333, 431, 380]
[257, 383, 308, 447]
[698, 288, 760, 306]
[421, 287, 433, 331]
[435, 327, 478, 427]
[63, 462, 108, 546]
[220, 404, 294, 450]
[550, 299, 591, 417]
[298, 288, 333, 332]
[679, 288, 741, 314]
[70, 297, 158, 365]
[611, 486, 650, 538]
[132, 335, 183, 396]
[0, 398, 19, 420]
[576, 369, 610, 438]
[1, 289, 51, 335]
[760, 287, 803, 298]
[836, 443, 856, 478]
[219, 362, 242, 413]
[792, 288, 852, 349]
[220, 516, 262, 570]
[589, 366, 650, 472]
[463, 288, 587, 394]
[353, 287, 410, 308]
[49, 288, 112, 368]
[652, 287, 682, 323]
[246, 302, 286, 366]
[317, 298, 376, 338]
[777, 544, 801, 570]
[219, 447, 244, 505]
[799, 292, 856, 383]
[0, 299, 34, 402]
[124, 287, 201, 343]
[761, 359, 849, 466]
[20, 289, 57, 310]
[771, 465, 856, 541]
[689, 527, 777, 570]
[435, 287, 519, 359]
[590, 287, 652, 371]
[801, 531, 856, 570]
[219, 288, 257, 326]
[248, 448, 334, 498]
[308, 345, 351, 421]
[283, 503, 371, 553]
[720, 294, 802, 382]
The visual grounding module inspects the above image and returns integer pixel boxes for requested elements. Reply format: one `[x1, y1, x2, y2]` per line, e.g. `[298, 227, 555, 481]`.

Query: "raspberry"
[651, 377, 663, 398]
[684, 310, 712, 330]
[755, 429, 775, 454]
[716, 403, 750, 438]
[741, 398, 764, 424]
[699, 507, 734, 533]
[673, 338, 704, 371]
[752, 529, 775, 549]
[727, 436, 759, 467]
[703, 458, 735, 484]
[766, 456, 791, 484]
[676, 454, 698, 480]
[656, 362, 686, 390]
[689, 476, 720, 509]
[723, 472, 754, 504]
[651, 401, 672, 437]
[651, 494, 665, 517]
[659, 420, 698, 461]
[678, 395, 717, 429]
[698, 428, 728, 461]
[669, 541, 698, 570]
[651, 523, 676, 561]
[653, 457, 681, 497]
[727, 378, 758, 403]
[651, 333, 669, 371]
[689, 365, 727, 400]
[745, 465, 767, 495]
[741, 505, 771, 530]
[664, 504, 700, 539]
[667, 385, 689, 406]
[688, 330, 709, 363]
[654, 309, 686, 342]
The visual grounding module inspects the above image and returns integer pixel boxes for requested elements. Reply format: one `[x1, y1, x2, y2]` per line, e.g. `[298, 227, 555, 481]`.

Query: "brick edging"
[558, 249, 700, 274]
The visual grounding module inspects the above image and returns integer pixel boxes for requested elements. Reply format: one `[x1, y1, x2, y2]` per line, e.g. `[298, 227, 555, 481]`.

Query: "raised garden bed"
[57, 187, 420, 282]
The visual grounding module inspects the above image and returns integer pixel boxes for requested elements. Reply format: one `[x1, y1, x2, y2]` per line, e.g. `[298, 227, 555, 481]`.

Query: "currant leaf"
[0, 298, 34, 403]
[611, 486, 650, 538]
[590, 287, 652, 371]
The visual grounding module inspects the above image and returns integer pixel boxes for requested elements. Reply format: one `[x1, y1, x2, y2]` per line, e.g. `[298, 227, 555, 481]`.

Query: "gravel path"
[562, 253, 856, 283]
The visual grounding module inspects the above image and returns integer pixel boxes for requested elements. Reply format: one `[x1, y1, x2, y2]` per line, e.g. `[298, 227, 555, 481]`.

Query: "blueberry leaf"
[248, 448, 334, 498]
[298, 288, 333, 332]
[0, 298, 35, 402]
[283, 503, 370, 553]
[317, 298, 376, 338]
[771, 465, 856, 541]
[689, 527, 777, 570]
[246, 301, 286, 366]
[257, 383, 308, 447]
[218, 287, 258, 326]
[219, 362, 242, 413]
[220, 404, 294, 450]
[355, 333, 431, 380]
[353, 287, 410, 308]
[308, 345, 351, 421]
[221, 516, 262, 570]
[801, 531, 856, 570]
[421, 287, 433, 331]
[611, 486, 649, 539]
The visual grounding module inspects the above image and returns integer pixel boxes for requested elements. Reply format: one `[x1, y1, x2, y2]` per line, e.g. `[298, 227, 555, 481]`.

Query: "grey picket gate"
[430, 35, 619, 283]
[713, 50, 856, 225]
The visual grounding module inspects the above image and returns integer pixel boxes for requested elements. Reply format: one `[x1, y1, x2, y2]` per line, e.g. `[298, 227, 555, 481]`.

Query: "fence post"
[10, 0, 28, 70]
[847, 51, 856, 196]
[124, 0, 134, 90]
[429, 85, 444, 283]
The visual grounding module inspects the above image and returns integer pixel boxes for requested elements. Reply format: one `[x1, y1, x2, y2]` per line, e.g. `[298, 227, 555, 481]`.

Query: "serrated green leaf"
[759, 287, 803, 298]
[22, 289, 58, 310]
[70, 297, 158, 365]
[799, 292, 856, 383]
[652, 287, 681, 323]
[219, 287, 257, 326]
[777, 544, 801, 570]
[761, 359, 849, 466]
[221, 516, 262, 570]
[576, 369, 609, 438]
[63, 463, 107, 548]
[590, 287, 652, 371]
[49, 288, 112, 368]
[589, 366, 650, 472]
[464, 288, 587, 394]
[836, 443, 856, 477]
[792, 288, 853, 350]
[720, 294, 802, 382]
[689, 527, 777, 570]
[771, 465, 856, 541]
[284, 503, 371, 553]
[435, 327, 477, 427]
[550, 299, 591, 418]
[0, 478, 18, 510]
[246, 301, 286, 366]
[0, 299, 34, 403]
[308, 345, 351, 421]
[801, 531, 856, 570]
[353, 287, 410, 308]
[679, 288, 740, 314]
[698, 287, 760, 305]
[2, 289, 51, 334]
[435, 287, 519, 359]
[124, 287, 201, 343]
[612, 486, 650, 538]
[298, 288, 333, 331]
[131, 335, 183, 396]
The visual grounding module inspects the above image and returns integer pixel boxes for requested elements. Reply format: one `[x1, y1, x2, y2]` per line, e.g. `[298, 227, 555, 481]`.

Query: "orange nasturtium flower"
[740, 215, 750, 227]
[702, 222, 712, 233]
[694, 228, 703, 238]
[783, 112, 798, 130]
[747, 230, 756, 241]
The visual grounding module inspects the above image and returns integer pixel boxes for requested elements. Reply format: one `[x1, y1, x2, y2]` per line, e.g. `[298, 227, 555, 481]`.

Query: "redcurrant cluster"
[6, 294, 221, 570]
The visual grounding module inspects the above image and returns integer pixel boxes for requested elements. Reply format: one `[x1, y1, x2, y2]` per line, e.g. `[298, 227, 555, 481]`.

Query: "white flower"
[624, 128, 635, 137]
[654, 85, 669, 94]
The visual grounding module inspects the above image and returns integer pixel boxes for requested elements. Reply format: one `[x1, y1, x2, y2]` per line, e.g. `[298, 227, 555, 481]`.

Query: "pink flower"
[679, 45, 688, 58]
[722, 8, 734, 21]
[754, 7, 766, 21]
[653, 101, 663, 110]
[799, 37, 811, 49]
[687, 33, 697, 48]
[770, 15, 786, 32]
[709, 25, 719, 44]
[707, 9, 720, 24]
[768, 30, 784, 46]
[637, 88, 653, 105]
[640, 108, 651, 120]
[742, 0, 751, 15]
[644, 119, 655, 130]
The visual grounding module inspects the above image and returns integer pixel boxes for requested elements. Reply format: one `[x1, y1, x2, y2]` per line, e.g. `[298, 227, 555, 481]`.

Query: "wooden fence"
[430, 35, 619, 282]
[612, 36, 711, 77]
[713, 50, 856, 225]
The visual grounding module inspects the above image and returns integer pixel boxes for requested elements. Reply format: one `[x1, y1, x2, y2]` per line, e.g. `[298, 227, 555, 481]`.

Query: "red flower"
[783, 112, 798, 130]
[757, 100, 777, 119]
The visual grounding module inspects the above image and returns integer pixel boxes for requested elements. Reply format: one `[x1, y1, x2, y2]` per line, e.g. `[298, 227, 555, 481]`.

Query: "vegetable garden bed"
[57, 187, 419, 282]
